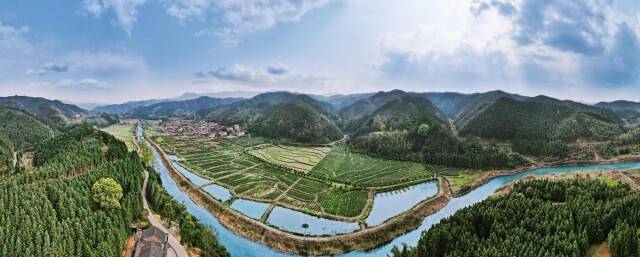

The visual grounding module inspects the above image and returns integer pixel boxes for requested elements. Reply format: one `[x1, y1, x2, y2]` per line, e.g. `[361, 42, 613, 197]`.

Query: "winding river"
[143, 127, 640, 257]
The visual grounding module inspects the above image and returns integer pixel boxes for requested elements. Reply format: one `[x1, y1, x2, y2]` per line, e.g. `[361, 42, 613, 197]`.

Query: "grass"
[310, 146, 436, 188]
[101, 124, 135, 151]
[441, 168, 489, 190]
[247, 145, 331, 174]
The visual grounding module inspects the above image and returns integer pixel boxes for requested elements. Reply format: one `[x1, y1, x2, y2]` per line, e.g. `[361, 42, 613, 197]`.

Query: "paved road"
[140, 151, 189, 257]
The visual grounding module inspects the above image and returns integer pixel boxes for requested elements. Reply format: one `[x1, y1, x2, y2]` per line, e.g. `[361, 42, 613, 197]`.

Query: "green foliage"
[417, 123, 430, 136]
[608, 221, 638, 257]
[250, 96, 343, 144]
[146, 161, 229, 257]
[0, 126, 145, 257]
[0, 95, 87, 129]
[411, 180, 640, 257]
[0, 107, 54, 149]
[460, 97, 624, 143]
[92, 177, 124, 209]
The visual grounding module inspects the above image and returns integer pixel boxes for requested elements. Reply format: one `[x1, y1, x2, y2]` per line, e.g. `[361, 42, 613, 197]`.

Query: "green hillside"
[339, 90, 408, 132]
[451, 90, 527, 128]
[459, 97, 624, 141]
[127, 96, 241, 118]
[250, 96, 343, 144]
[203, 92, 300, 126]
[0, 96, 88, 129]
[0, 107, 55, 149]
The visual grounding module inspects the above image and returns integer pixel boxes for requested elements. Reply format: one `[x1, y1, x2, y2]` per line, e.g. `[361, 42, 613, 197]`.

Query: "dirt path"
[135, 134, 189, 257]
[261, 178, 302, 221]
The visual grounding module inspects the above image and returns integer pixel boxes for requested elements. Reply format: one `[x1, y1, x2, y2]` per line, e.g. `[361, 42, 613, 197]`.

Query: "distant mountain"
[310, 93, 376, 111]
[420, 92, 469, 117]
[0, 96, 88, 129]
[202, 92, 303, 126]
[93, 91, 257, 115]
[595, 100, 640, 112]
[459, 97, 625, 142]
[338, 90, 409, 132]
[250, 95, 343, 144]
[450, 90, 528, 128]
[127, 96, 242, 119]
[92, 99, 167, 115]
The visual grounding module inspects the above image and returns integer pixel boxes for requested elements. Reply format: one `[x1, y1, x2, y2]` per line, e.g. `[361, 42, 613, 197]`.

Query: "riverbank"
[147, 136, 451, 256]
[451, 154, 640, 197]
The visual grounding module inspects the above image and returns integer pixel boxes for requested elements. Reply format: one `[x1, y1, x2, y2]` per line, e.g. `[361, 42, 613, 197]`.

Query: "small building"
[134, 226, 169, 257]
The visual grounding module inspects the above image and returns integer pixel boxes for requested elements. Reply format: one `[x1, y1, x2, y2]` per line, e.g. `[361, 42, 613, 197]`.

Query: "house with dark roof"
[134, 226, 169, 257]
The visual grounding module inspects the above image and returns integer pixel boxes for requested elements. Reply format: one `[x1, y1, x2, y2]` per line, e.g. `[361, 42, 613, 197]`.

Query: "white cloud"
[168, 0, 333, 45]
[195, 63, 329, 90]
[82, 0, 147, 33]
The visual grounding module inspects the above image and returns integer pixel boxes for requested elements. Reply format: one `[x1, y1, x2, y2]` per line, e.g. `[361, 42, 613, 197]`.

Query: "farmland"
[101, 124, 136, 151]
[153, 134, 370, 219]
[247, 144, 332, 174]
[311, 146, 437, 188]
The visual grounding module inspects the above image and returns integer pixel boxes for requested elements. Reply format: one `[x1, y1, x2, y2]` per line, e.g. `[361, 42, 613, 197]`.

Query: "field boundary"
[147, 136, 452, 256]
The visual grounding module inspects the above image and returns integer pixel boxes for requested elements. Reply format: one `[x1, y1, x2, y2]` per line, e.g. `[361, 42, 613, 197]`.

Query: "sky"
[1, 0, 640, 104]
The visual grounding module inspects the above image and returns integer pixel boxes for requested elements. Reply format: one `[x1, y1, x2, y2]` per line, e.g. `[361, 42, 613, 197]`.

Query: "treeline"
[350, 125, 529, 169]
[0, 125, 144, 257]
[145, 155, 229, 257]
[391, 180, 640, 257]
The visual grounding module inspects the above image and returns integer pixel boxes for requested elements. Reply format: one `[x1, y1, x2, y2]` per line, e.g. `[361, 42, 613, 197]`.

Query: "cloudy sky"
[1, 0, 640, 103]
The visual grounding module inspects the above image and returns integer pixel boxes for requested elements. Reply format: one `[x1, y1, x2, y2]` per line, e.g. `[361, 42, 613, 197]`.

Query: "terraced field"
[247, 145, 332, 174]
[154, 134, 369, 218]
[311, 146, 437, 188]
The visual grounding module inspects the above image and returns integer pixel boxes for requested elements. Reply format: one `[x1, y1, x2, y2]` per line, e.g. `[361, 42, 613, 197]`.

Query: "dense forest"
[0, 126, 143, 257]
[392, 179, 640, 257]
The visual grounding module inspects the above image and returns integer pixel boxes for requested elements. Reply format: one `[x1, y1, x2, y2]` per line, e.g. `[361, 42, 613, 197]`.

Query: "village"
[160, 119, 245, 138]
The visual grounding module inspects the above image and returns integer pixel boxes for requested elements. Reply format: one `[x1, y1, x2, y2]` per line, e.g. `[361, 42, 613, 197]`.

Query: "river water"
[144, 126, 640, 257]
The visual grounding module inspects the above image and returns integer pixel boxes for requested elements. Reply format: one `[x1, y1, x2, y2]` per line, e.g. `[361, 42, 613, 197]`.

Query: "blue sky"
[1, 0, 640, 103]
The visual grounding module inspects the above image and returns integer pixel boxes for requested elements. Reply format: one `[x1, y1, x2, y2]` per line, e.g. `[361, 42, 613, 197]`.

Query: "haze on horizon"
[1, 0, 640, 104]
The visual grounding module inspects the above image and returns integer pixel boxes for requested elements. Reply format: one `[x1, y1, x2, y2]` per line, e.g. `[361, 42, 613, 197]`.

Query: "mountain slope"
[127, 96, 241, 118]
[250, 95, 343, 144]
[596, 100, 640, 112]
[420, 92, 469, 117]
[0, 107, 54, 149]
[202, 91, 303, 126]
[348, 94, 457, 160]
[339, 90, 409, 132]
[451, 90, 528, 128]
[459, 97, 625, 142]
[0, 96, 88, 128]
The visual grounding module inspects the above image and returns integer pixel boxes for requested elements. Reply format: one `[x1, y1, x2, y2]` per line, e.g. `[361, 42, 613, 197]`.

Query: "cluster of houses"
[161, 120, 245, 138]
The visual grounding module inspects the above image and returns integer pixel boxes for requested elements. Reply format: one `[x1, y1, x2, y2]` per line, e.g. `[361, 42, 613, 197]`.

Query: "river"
[143, 126, 640, 257]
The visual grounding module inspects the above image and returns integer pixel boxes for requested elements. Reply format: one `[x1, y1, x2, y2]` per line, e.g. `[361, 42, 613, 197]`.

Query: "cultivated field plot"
[311, 146, 436, 188]
[247, 145, 332, 174]
[154, 134, 368, 218]
[101, 124, 135, 151]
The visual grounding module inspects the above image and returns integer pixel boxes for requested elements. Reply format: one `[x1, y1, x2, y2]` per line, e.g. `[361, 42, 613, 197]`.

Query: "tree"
[92, 177, 123, 209]
[417, 123, 430, 136]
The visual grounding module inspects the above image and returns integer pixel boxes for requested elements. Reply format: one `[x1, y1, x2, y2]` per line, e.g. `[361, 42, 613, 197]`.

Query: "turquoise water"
[146, 133, 640, 257]
[203, 184, 233, 202]
[170, 159, 210, 186]
[365, 181, 439, 226]
[266, 206, 360, 235]
[230, 199, 270, 220]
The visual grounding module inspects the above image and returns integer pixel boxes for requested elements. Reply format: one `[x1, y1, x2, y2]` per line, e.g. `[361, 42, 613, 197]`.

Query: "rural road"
[142, 168, 189, 257]
[12, 151, 17, 168]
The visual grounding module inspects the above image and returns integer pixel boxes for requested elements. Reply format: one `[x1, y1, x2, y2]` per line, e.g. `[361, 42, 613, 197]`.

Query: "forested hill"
[127, 96, 241, 119]
[0, 107, 55, 174]
[338, 89, 408, 131]
[0, 125, 144, 257]
[0, 95, 88, 129]
[596, 100, 640, 112]
[459, 97, 625, 142]
[448, 90, 528, 128]
[249, 95, 343, 144]
[407, 179, 640, 257]
[201, 91, 301, 126]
